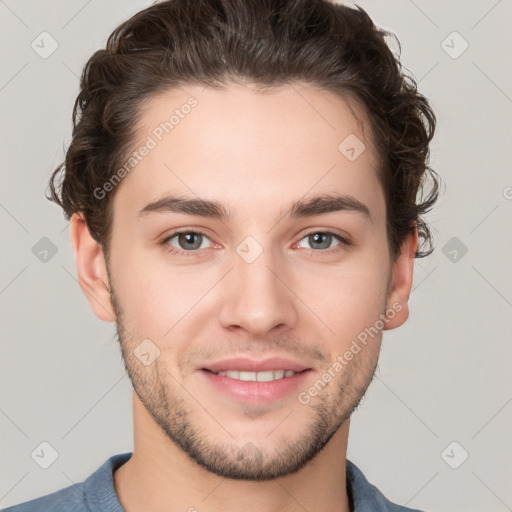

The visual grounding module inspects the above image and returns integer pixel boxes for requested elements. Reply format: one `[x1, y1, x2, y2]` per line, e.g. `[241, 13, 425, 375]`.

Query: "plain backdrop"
[1, 1, 511, 511]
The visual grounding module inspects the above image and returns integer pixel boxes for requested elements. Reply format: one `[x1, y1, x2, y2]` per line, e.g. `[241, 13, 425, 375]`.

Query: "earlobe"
[383, 226, 418, 330]
[69, 213, 116, 322]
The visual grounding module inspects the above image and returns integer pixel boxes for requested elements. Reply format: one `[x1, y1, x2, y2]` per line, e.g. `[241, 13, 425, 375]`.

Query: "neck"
[114, 391, 351, 512]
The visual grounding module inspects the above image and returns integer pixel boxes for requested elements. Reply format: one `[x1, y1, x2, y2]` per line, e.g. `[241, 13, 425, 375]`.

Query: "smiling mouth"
[202, 368, 308, 382]
[200, 367, 313, 403]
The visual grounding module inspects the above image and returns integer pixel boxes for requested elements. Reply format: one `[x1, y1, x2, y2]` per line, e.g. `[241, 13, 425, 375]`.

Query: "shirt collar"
[84, 452, 417, 512]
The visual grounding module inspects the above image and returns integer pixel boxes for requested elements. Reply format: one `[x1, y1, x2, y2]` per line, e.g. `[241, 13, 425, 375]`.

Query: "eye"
[162, 230, 214, 256]
[161, 229, 351, 258]
[296, 231, 350, 254]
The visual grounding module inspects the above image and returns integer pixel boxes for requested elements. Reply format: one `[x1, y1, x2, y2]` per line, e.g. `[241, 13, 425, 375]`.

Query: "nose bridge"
[218, 235, 297, 335]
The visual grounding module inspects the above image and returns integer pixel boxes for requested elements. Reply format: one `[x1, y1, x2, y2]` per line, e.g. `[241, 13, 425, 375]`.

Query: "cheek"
[303, 252, 389, 347]
[110, 222, 390, 346]
[111, 247, 222, 342]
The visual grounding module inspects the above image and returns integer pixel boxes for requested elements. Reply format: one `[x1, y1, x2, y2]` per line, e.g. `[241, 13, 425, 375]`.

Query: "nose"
[218, 247, 298, 337]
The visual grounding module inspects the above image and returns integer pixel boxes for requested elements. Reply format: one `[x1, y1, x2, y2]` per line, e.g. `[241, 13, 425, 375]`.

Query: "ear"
[383, 225, 418, 330]
[69, 213, 116, 322]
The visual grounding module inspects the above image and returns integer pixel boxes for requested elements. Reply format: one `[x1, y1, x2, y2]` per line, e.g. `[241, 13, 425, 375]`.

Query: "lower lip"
[200, 369, 312, 403]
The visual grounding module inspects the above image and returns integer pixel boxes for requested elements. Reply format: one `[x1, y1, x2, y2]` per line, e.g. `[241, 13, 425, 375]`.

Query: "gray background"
[1, 0, 511, 511]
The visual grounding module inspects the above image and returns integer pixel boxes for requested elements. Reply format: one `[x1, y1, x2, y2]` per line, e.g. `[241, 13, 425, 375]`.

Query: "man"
[4, 0, 439, 510]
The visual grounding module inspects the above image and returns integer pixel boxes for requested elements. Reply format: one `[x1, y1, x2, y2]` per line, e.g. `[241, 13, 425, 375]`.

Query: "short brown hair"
[47, 0, 441, 260]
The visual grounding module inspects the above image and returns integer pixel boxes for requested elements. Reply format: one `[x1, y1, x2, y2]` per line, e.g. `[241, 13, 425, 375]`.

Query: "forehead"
[111, 82, 384, 225]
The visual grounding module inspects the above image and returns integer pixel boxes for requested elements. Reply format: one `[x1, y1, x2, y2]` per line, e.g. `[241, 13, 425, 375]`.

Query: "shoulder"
[346, 459, 427, 512]
[1, 482, 87, 512]
[1, 452, 132, 512]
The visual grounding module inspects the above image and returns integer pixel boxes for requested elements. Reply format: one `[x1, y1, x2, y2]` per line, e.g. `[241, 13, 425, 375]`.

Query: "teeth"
[215, 369, 297, 381]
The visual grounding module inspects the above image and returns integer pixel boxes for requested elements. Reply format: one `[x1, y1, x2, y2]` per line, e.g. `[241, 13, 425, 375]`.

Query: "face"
[90, 83, 407, 481]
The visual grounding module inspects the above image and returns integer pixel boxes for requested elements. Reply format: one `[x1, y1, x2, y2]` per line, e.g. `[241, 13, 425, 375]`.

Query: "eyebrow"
[137, 193, 372, 222]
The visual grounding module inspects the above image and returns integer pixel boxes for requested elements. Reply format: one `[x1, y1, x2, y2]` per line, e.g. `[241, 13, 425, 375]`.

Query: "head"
[50, 0, 439, 481]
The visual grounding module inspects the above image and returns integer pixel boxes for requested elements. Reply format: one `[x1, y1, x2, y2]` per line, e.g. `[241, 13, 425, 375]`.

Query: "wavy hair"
[47, 0, 441, 260]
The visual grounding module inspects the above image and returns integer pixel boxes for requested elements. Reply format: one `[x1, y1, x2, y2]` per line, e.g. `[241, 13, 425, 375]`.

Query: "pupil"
[179, 233, 201, 250]
[310, 233, 330, 249]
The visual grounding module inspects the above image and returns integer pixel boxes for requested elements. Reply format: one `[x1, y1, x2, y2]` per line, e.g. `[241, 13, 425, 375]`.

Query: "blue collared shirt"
[2, 452, 426, 511]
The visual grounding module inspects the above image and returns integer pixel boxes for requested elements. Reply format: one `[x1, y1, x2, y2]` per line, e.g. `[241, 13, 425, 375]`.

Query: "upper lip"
[200, 357, 311, 373]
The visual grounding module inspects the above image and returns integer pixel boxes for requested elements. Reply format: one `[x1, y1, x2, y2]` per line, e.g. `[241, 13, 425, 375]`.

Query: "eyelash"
[161, 229, 351, 258]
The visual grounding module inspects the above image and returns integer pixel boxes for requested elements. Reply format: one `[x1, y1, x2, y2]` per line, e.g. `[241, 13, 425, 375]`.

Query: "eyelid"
[295, 227, 352, 245]
[161, 229, 217, 256]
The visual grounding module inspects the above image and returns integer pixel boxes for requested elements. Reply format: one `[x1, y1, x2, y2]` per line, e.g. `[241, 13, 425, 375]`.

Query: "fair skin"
[70, 83, 417, 512]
